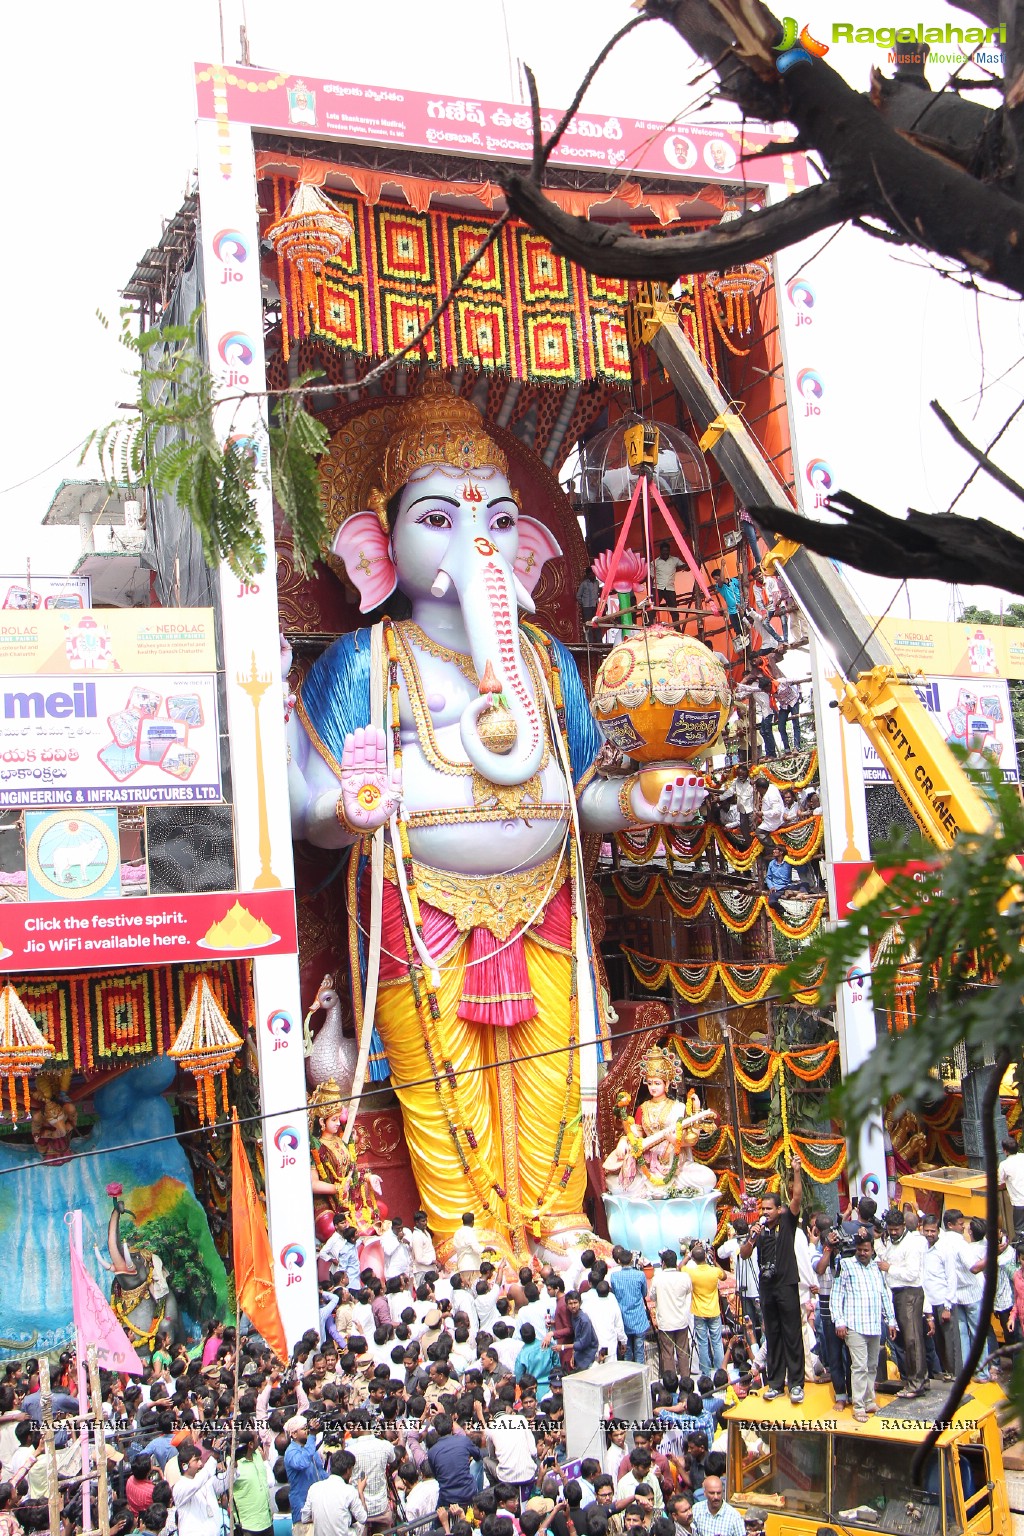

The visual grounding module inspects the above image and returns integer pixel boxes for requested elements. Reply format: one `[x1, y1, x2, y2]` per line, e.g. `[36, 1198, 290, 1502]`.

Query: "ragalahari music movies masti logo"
[774, 17, 829, 71]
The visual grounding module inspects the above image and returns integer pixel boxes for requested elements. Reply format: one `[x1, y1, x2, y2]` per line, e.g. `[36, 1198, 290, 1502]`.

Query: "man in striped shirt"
[609, 1248, 651, 1364]
[832, 1232, 898, 1420]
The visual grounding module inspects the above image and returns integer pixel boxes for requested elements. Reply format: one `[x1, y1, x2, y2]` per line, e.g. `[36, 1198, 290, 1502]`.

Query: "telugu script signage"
[193, 63, 809, 189]
[0, 674, 221, 808]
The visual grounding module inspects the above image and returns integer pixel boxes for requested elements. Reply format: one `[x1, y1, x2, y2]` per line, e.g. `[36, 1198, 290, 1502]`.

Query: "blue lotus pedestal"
[602, 1190, 721, 1263]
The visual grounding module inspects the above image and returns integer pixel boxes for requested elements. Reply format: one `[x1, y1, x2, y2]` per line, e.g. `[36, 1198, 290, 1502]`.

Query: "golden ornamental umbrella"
[0, 983, 54, 1120]
[168, 977, 243, 1126]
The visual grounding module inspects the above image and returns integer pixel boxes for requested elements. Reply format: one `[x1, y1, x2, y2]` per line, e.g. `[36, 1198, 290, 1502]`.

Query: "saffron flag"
[69, 1238, 145, 1376]
[231, 1115, 289, 1361]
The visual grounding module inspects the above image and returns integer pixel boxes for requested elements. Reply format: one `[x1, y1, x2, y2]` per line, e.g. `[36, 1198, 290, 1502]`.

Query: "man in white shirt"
[514, 1283, 549, 1340]
[380, 1217, 412, 1282]
[302, 1449, 368, 1536]
[452, 1212, 484, 1277]
[318, 1219, 360, 1284]
[652, 542, 684, 628]
[878, 1208, 928, 1397]
[718, 1220, 760, 1332]
[921, 1213, 957, 1381]
[409, 1211, 436, 1282]
[581, 1280, 627, 1362]
[952, 1217, 990, 1379]
[756, 781, 785, 835]
[173, 1443, 229, 1536]
[486, 1384, 538, 1500]
[474, 1277, 499, 1333]
[650, 1250, 693, 1375]
[449, 1278, 479, 1334]
[999, 1141, 1024, 1239]
[491, 1322, 521, 1373]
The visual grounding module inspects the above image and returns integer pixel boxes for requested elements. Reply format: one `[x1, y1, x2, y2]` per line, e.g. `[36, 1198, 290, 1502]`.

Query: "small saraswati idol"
[602, 1046, 721, 1259]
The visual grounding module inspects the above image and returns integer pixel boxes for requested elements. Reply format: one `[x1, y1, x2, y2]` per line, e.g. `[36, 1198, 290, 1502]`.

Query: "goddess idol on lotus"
[285, 375, 730, 1264]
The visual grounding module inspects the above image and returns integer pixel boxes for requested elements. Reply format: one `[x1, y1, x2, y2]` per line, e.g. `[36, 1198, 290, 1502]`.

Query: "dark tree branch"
[505, 1, 1024, 297]
[749, 491, 1024, 595]
[911, 1048, 1010, 1482]
[930, 398, 1024, 501]
[870, 70, 994, 171]
[504, 175, 855, 279]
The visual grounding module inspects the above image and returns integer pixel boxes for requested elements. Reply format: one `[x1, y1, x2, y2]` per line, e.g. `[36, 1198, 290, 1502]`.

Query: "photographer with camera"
[738, 1155, 805, 1402]
[811, 1215, 852, 1408]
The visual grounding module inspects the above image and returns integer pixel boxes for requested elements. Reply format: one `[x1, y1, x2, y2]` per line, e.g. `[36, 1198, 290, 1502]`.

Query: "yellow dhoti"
[371, 858, 587, 1259]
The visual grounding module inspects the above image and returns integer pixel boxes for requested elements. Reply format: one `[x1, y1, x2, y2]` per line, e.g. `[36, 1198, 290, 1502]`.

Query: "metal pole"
[228, 1296, 241, 1526]
[70, 1210, 93, 1534]
[39, 1357, 61, 1536]
[87, 1347, 110, 1536]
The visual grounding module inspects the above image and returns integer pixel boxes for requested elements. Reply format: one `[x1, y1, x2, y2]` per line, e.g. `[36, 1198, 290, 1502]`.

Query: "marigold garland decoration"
[612, 871, 825, 939]
[613, 816, 822, 871]
[732, 1052, 777, 1094]
[265, 182, 698, 385]
[0, 983, 54, 1120]
[0, 965, 248, 1074]
[168, 977, 243, 1126]
[751, 749, 819, 788]
[666, 1038, 725, 1078]
[790, 1134, 848, 1182]
[623, 950, 825, 1006]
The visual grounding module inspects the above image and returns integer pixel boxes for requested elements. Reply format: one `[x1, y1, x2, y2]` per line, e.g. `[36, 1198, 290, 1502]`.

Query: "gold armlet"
[618, 776, 639, 823]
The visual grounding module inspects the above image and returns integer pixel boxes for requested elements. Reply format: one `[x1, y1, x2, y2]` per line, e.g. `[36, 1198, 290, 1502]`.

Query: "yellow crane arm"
[831, 667, 994, 849]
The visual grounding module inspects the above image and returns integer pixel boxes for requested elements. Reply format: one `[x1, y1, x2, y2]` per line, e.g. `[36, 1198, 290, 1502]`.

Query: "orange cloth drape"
[231, 1114, 289, 1361]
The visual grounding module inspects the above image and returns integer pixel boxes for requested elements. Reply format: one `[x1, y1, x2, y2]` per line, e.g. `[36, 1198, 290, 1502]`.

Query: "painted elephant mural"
[285, 376, 709, 1265]
[93, 1193, 181, 1354]
[0, 1059, 227, 1359]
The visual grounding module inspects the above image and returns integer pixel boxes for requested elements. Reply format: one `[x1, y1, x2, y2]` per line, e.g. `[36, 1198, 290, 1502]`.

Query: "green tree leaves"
[85, 309, 330, 579]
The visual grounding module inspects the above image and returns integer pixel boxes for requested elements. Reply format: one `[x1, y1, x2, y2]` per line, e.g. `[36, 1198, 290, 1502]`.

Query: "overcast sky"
[2, 0, 1019, 622]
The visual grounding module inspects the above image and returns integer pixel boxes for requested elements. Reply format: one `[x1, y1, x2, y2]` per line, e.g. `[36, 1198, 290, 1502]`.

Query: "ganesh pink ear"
[331, 511, 398, 612]
[514, 517, 563, 594]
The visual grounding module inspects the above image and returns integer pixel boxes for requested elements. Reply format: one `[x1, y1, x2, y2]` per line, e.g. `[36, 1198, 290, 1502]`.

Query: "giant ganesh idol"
[286, 376, 713, 1267]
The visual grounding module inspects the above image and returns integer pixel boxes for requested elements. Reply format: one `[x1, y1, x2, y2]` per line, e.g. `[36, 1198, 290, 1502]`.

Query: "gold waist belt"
[383, 843, 567, 941]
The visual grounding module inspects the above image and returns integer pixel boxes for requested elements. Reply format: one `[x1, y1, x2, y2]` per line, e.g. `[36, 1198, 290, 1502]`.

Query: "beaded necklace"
[392, 622, 552, 780]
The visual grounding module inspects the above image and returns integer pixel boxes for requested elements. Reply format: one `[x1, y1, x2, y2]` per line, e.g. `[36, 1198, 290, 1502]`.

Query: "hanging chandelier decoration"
[705, 203, 770, 341]
[168, 977, 243, 1126]
[266, 181, 355, 360]
[0, 983, 54, 1120]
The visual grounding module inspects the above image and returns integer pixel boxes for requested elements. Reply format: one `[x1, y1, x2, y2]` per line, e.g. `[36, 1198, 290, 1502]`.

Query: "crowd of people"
[5, 1170, 1020, 1536]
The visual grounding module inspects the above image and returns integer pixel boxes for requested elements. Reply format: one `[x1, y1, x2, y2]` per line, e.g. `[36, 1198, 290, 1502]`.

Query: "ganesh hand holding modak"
[286, 376, 721, 1262]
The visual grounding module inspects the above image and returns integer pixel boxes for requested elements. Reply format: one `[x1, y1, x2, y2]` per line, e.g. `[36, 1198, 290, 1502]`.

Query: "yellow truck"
[723, 1381, 1017, 1536]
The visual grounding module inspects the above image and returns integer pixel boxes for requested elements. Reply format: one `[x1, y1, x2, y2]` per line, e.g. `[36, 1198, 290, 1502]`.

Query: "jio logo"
[267, 1010, 292, 1052]
[274, 1126, 300, 1168]
[280, 1243, 306, 1285]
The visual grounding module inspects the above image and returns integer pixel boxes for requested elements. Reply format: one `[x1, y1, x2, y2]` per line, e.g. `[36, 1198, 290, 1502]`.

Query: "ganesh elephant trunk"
[438, 541, 546, 786]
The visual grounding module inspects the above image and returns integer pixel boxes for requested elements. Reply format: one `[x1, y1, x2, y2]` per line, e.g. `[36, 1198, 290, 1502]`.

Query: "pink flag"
[69, 1237, 145, 1376]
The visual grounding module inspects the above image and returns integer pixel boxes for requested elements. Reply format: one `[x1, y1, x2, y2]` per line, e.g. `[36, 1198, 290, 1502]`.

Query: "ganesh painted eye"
[419, 510, 452, 529]
[491, 513, 516, 531]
